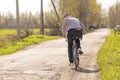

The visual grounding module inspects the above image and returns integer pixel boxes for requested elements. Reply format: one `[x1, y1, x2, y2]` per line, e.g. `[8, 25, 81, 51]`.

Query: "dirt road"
[0, 29, 110, 80]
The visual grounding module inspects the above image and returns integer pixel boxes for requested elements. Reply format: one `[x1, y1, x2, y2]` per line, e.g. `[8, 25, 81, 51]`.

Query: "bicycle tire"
[75, 58, 79, 70]
[73, 40, 79, 70]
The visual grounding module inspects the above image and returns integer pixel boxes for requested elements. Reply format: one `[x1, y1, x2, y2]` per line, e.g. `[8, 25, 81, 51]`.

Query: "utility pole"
[16, 0, 21, 40]
[51, 0, 61, 24]
[40, 0, 44, 34]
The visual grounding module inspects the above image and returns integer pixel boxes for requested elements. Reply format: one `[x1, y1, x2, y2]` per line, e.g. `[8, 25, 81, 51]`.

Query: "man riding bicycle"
[62, 13, 86, 65]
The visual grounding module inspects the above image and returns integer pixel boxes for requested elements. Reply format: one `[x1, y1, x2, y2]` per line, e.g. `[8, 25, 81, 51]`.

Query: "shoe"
[78, 48, 83, 54]
[69, 63, 74, 66]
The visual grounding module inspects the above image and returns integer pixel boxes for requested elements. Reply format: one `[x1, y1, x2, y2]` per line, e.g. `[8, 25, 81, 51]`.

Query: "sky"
[0, 0, 51, 15]
[97, 0, 119, 10]
[0, 0, 119, 16]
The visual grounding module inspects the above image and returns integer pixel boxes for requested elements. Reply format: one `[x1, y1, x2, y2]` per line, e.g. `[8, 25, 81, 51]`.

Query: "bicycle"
[72, 37, 80, 70]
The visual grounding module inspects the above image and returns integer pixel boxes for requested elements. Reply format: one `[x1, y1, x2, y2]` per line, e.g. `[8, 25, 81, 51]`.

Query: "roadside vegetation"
[0, 29, 60, 56]
[97, 29, 120, 80]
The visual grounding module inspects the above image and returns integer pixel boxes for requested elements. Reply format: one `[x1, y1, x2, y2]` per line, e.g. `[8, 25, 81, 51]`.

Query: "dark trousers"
[67, 29, 82, 63]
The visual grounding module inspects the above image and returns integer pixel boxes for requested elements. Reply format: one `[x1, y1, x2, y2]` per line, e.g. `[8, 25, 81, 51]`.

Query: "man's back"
[64, 16, 82, 32]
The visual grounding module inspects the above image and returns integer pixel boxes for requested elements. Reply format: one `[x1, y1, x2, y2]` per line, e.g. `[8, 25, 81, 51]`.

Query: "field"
[97, 30, 120, 80]
[0, 29, 60, 56]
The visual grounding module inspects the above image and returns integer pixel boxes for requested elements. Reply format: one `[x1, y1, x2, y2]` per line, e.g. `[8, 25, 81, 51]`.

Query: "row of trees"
[108, 2, 120, 28]
[0, 0, 103, 37]
[42, 0, 103, 34]
[0, 12, 40, 29]
[58, 0, 102, 27]
[0, 0, 103, 28]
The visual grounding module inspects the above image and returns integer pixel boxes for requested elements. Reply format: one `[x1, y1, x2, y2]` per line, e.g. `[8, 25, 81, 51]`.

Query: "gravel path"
[0, 29, 110, 80]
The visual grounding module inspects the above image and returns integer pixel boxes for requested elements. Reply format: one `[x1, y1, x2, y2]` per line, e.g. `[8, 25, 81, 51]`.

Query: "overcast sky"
[0, 0, 51, 15]
[97, 0, 119, 10]
[0, 0, 119, 16]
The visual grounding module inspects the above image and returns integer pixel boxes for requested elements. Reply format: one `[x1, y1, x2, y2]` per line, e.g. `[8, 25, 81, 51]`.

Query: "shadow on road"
[71, 67, 100, 73]
[78, 67, 100, 73]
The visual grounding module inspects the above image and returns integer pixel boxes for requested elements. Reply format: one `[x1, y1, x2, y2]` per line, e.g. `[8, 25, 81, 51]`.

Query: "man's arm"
[79, 21, 87, 40]
[80, 22, 87, 34]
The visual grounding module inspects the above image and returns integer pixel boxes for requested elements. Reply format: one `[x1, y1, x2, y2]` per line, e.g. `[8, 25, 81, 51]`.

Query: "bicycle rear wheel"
[75, 58, 79, 70]
[72, 38, 80, 70]
[73, 44, 79, 70]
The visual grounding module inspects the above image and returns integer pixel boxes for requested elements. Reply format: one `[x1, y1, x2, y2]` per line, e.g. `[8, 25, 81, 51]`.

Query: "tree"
[89, 0, 102, 26]
[108, 3, 120, 28]
[58, 0, 102, 27]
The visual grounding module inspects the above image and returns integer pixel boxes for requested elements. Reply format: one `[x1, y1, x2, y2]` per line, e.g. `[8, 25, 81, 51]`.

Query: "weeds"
[97, 29, 120, 80]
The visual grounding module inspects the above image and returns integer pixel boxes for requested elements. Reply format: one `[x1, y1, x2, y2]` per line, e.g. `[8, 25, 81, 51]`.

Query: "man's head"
[63, 13, 69, 19]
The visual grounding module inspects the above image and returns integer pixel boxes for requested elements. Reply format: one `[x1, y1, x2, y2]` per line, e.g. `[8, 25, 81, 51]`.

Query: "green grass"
[97, 29, 120, 80]
[0, 34, 60, 56]
[0, 29, 17, 48]
[0, 29, 52, 36]
[0, 28, 60, 55]
[32, 29, 52, 34]
[0, 29, 16, 35]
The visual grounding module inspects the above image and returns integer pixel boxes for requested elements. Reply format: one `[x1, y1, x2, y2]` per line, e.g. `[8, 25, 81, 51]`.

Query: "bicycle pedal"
[78, 48, 83, 54]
